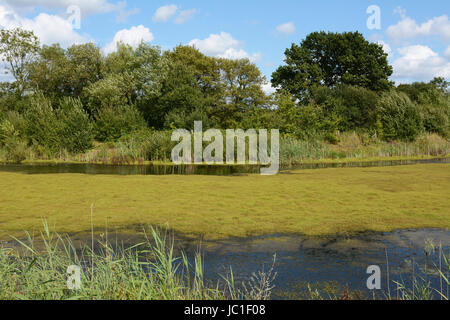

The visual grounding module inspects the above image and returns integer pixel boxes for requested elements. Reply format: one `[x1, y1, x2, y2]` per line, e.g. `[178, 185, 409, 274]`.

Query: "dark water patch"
[4, 228, 448, 299]
[0, 157, 449, 176]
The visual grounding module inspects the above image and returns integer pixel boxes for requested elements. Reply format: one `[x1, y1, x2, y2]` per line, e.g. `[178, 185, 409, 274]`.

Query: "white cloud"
[392, 45, 450, 82]
[386, 9, 450, 43]
[445, 46, 450, 59]
[174, 9, 197, 24]
[2, 0, 122, 16]
[0, 4, 88, 47]
[153, 4, 178, 22]
[188, 32, 261, 62]
[189, 32, 240, 56]
[218, 48, 262, 62]
[276, 22, 296, 35]
[103, 25, 153, 54]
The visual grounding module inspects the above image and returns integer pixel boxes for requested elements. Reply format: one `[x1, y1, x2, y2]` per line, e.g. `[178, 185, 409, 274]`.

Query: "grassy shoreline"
[0, 154, 448, 167]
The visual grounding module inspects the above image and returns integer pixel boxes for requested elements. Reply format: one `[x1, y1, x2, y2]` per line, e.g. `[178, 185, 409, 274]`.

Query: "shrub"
[25, 94, 93, 154]
[419, 104, 450, 138]
[94, 105, 147, 142]
[313, 85, 379, 131]
[55, 97, 94, 153]
[377, 91, 423, 141]
[0, 111, 27, 145]
[118, 129, 174, 161]
[2, 136, 27, 163]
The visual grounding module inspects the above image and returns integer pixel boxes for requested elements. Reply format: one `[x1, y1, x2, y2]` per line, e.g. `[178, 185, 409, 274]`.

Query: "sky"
[0, 0, 449, 92]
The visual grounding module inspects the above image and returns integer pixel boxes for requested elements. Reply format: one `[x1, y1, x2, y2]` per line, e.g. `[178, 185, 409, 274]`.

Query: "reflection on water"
[0, 157, 449, 176]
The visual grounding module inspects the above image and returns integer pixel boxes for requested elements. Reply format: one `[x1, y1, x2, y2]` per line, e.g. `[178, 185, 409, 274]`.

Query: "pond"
[5, 228, 447, 299]
[0, 157, 449, 176]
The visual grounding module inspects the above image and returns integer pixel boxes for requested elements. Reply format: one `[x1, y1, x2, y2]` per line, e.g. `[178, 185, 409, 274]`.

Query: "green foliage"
[377, 91, 423, 141]
[0, 28, 39, 96]
[272, 31, 393, 101]
[94, 105, 147, 142]
[25, 94, 93, 154]
[312, 85, 379, 131]
[83, 74, 132, 116]
[56, 98, 94, 153]
[275, 92, 341, 141]
[118, 129, 174, 161]
[151, 61, 207, 129]
[28, 43, 104, 99]
[0, 226, 264, 300]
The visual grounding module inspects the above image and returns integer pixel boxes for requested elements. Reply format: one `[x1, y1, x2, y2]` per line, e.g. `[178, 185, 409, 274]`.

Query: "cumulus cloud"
[103, 25, 153, 54]
[174, 9, 197, 24]
[386, 8, 450, 43]
[392, 45, 450, 82]
[153, 4, 178, 22]
[189, 32, 240, 56]
[0, 4, 88, 46]
[276, 22, 296, 35]
[189, 32, 261, 62]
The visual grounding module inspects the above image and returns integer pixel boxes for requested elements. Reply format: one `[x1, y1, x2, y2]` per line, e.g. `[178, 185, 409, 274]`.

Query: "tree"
[167, 46, 223, 108]
[0, 28, 40, 96]
[27, 44, 67, 100]
[272, 31, 393, 101]
[28, 43, 104, 100]
[215, 58, 267, 127]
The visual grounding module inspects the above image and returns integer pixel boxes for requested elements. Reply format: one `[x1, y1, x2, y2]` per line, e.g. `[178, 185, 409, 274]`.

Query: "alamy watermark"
[366, 5, 381, 30]
[171, 121, 280, 175]
[366, 265, 381, 290]
[67, 5, 81, 30]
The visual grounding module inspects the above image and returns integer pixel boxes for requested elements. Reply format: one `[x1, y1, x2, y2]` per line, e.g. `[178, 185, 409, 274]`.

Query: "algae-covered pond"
[0, 160, 449, 299]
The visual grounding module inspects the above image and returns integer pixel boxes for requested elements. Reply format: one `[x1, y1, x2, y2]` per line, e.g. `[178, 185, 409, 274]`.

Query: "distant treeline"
[0, 28, 449, 162]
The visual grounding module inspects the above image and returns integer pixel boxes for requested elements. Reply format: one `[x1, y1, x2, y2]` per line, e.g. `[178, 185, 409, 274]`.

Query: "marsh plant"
[0, 222, 277, 300]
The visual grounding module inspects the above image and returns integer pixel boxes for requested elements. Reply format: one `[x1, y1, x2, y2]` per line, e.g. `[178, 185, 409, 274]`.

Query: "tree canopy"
[272, 31, 393, 101]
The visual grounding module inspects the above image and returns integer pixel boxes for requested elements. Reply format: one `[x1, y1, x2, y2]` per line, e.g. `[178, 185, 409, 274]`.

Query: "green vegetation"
[0, 224, 275, 300]
[0, 28, 448, 164]
[1, 224, 448, 300]
[0, 164, 448, 240]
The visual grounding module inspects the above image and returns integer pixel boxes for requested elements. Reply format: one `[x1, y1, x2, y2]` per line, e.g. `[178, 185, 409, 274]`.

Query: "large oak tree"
[272, 31, 393, 101]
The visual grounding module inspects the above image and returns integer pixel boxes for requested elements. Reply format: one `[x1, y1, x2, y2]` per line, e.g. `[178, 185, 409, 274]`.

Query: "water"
[175, 229, 450, 299]
[0, 157, 449, 176]
[9, 228, 444, 300]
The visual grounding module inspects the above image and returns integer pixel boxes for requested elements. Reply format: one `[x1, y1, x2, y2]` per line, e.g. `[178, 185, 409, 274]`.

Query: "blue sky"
[0, 0, 449, 89]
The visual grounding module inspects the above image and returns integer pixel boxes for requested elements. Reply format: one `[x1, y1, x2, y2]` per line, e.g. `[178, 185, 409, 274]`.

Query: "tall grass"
[1, 222, 448, 300]
[1, 130, 449, 165]
[0, 222, 276, 300]
[280, 132, 450, 166]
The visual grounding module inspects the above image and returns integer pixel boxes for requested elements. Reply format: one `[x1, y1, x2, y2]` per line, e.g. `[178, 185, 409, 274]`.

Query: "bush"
[377, 91, 423, 141]
[55, 97, 94, 153]
[2, 136, 27, 163]
[313, 85, 379, 131]
[94, 105, 147, 142]
[118, 129, 174, 161]
[419, 104, 450, 138]
[25, 94, 93, 154]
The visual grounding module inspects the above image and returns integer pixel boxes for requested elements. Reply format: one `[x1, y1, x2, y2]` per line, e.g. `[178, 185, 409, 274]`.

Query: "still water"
[0, 157, 449, 175]
[26, 228, 445, 299]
